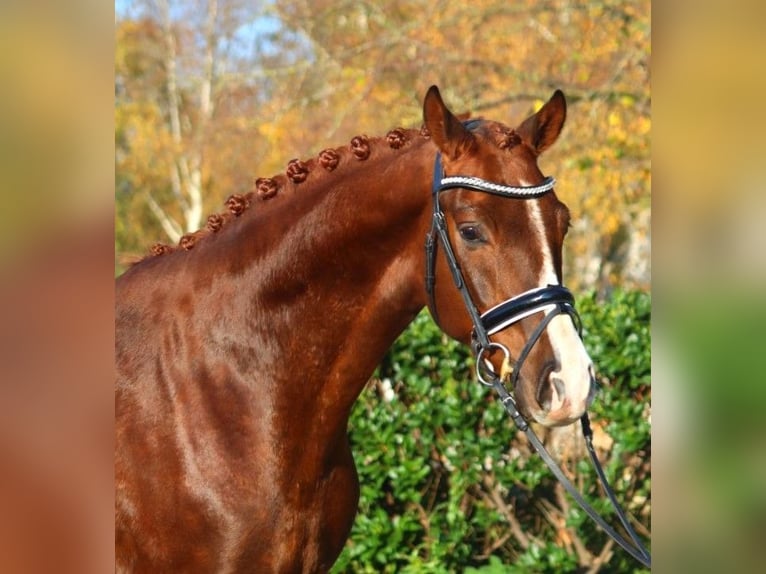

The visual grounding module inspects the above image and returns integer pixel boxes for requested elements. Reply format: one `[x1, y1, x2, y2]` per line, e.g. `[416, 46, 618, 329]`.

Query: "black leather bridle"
[424, 151, 578, 382]
[424, 144, 651, 567]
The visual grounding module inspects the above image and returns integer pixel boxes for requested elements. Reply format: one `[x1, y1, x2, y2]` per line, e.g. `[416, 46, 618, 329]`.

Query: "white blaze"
[526, 198, 594, 414]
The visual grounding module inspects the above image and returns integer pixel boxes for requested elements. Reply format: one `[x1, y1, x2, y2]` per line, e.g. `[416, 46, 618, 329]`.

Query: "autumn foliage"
[114, 2, 651, 571]
[115, 0, 650, 291]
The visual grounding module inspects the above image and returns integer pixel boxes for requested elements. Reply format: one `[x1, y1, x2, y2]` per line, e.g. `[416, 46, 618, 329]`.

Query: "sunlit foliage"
[115, 0, 650, 290]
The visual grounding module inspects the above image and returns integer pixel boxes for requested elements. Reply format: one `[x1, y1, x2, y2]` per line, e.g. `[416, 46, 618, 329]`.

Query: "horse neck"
[215, 139, 434, 420]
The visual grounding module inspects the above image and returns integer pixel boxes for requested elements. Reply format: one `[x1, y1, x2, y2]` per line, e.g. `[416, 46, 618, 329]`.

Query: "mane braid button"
[286, 158, 309, 183]
[150, 243, 174, 256]
[255, 177, 278, 199]
[350, 135, 371, 160]
[179, 233, 197, 251]
[206, 213, 224, 233]
[386, 128, 409, 149]
[226, 194, 249, 216]
[318, 149, 340, 171]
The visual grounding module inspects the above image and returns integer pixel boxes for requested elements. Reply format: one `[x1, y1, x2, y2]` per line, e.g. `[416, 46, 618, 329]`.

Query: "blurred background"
[1, 0, 765, 572]
[114, 0, 651, 296]
[113, 4, 652, 570]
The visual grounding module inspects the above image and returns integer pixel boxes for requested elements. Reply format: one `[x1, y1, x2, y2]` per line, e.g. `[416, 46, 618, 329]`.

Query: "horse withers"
[115, 86, 593, 572]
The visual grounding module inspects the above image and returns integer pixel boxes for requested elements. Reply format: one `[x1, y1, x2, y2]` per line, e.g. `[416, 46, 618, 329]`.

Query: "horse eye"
[458, 225, 483, 243]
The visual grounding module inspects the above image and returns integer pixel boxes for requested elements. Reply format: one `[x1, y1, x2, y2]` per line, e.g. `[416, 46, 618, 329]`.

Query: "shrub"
[332, 289, 651, 573]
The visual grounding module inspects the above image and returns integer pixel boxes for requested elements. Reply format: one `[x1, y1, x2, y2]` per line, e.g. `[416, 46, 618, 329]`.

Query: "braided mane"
[145, 126, 430, 259]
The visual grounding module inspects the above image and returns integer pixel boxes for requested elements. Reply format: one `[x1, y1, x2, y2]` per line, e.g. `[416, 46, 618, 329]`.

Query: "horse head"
[422, 86, 595, 427]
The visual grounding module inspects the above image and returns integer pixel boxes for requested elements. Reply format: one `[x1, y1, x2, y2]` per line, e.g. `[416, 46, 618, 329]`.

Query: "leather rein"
[424, 149, 651, 568]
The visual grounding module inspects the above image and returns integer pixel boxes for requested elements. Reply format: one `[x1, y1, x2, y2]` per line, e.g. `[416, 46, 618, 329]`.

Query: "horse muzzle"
[476, 285, 596, 427]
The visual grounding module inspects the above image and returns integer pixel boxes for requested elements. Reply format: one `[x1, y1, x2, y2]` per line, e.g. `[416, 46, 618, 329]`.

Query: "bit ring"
[475, 342, 511, 387]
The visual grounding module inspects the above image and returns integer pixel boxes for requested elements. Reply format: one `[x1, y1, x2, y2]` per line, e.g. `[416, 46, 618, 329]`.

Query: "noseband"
[424, 145, 651, 567]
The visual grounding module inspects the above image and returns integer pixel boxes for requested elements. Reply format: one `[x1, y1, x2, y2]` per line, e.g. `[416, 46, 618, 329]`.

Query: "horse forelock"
[139, 126, 426, 263]
[469, 121, 521, 151]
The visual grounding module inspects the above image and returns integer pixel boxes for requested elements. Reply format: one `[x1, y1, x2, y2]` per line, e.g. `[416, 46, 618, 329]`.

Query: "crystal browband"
[438, 175, 556, 198]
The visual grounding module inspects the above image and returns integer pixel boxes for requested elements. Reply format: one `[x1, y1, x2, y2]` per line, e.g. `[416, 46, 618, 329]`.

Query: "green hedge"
[331, 289, 651, 573]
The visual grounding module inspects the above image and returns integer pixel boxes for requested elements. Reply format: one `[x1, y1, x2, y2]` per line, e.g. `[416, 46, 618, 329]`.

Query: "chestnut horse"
[116, 86, 595, 572]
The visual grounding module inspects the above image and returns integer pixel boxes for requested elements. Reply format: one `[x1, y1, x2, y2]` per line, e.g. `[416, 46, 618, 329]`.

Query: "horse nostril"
[536, 362, 558, 412]
[550, 376, 566, 405]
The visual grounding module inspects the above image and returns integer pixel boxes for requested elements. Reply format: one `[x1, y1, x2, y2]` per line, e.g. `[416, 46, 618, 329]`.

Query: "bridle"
[424, 141, 651, 567]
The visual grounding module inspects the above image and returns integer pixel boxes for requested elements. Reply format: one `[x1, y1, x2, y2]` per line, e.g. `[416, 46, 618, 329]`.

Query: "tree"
[270, 0, 651, 292]
[116, 0, 280, 262]
[114, 3, 651, 570]
[116, 0, 650, 290]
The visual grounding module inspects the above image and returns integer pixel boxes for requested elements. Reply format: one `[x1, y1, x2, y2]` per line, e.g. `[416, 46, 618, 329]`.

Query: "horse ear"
[423, 85, 475, 160]
[517, 90, 567, 155]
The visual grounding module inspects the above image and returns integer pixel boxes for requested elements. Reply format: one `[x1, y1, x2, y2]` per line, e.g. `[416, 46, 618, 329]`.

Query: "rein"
[424, 151, 651, 568]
